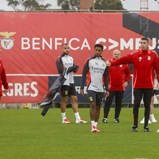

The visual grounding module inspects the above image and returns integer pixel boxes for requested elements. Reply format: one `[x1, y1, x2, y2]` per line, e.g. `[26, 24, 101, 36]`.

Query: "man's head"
[113, 49, 121, 60]
[94, 44, 103, 57]
[139, 37, 149, 50]
[62, 43, 70, 54]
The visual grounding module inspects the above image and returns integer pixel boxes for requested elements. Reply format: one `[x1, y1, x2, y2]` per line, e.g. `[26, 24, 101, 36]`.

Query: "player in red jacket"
[102, 50, 130, 123]
[0, 59, 8, 98]
[106, 37, 159, 132]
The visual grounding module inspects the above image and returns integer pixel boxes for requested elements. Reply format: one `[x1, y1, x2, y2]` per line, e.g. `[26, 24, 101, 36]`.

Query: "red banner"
[0, 12, 158, 103]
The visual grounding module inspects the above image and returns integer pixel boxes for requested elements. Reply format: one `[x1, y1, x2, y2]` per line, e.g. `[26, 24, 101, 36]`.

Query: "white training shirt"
[81, 56, 108, 92]
[61, 55, 74, 86]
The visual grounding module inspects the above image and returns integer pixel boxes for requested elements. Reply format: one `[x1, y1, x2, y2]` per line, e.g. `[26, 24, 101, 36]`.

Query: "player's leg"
[132, 88, 142, 132]
[70, 84, 87, 123]
[93, 92, 104, 132]
[150, 93, 157, 123]
[114, 91, 124, 123]
[61, 85, 70, 124]
[102, 91, 114, 123]
[143, 88, 153, 132]
[87, 90, 100, 132]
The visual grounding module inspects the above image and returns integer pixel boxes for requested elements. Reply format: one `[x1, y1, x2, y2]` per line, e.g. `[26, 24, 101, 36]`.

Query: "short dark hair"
[62, 43, 68, 48]
[94, 44, 104, 50]
[141, 37, 149, 43]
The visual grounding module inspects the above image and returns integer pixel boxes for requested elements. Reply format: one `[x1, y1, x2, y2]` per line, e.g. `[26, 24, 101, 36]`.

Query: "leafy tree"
[58, 0, 124, 11]
[58, 0, 80, 10]
[6, 0, 51, 11]
[94, 0, 124, 10]
[7, 0, 124, 11]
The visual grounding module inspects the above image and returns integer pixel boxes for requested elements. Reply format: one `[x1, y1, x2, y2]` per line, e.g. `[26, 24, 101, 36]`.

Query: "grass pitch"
[0, 107, 159, 159]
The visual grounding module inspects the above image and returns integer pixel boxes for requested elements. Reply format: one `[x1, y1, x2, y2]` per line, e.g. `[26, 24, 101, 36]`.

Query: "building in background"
[80, 0, 94, 11]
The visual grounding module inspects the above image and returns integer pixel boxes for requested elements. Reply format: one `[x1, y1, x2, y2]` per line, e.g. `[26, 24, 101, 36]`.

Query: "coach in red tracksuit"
[107, 37, 159, 132]
[0, 59, 8, 98]
[102, 50, 130, 124]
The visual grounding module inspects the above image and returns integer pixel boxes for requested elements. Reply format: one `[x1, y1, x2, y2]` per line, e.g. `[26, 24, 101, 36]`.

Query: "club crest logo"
[0, 32, 16, 50]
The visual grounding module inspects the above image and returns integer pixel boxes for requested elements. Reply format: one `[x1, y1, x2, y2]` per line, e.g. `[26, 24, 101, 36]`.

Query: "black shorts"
[61, 84, 76, 97]
[87, 90, 104, 106]
[153, 90, 159, 96]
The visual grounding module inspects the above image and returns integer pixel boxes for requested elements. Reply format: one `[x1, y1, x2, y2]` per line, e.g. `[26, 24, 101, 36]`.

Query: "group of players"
[1, 37, 159, 133]
[55, 37, 159, 133]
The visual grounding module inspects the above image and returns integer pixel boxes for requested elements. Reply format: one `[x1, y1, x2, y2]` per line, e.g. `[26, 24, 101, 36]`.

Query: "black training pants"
[133, 88, 153, 128]
[104, 90, 124, 119]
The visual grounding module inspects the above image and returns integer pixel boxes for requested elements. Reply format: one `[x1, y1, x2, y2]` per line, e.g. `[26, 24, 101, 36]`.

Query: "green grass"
[0, 107, 159, 159]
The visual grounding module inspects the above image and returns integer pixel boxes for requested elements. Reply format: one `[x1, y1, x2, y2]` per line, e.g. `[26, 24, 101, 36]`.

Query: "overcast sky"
[122, 0, 159, 11]
[0, 0, 159, 11]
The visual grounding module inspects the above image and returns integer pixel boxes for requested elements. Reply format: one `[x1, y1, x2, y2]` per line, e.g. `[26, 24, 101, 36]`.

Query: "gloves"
[67, 65, 79, 74]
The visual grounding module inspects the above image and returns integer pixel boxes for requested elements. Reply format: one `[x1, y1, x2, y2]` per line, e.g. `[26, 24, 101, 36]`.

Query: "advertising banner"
[0, 12, 158, 103]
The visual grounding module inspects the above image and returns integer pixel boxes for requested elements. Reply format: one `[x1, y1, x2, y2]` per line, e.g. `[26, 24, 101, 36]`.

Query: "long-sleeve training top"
[81, 55, 109, 92]
[56, 54, 74, 86]
[108, 58, 130, 91]
[111, 49, 159, 89]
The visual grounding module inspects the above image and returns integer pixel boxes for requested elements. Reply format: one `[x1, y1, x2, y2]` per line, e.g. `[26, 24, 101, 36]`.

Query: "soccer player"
[106, 37, 159, 132]
[140, 72, 159, 124]
[150, 75, 159, 123]
[102, 49, 130, 123]
[80, 44, 109, 132]
[0, 59, 8, 98]
[56, 43, 87, 124]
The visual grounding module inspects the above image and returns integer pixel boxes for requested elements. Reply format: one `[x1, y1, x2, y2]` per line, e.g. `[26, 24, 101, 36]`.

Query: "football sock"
[61, 112, 66, 120]
[74, 112, 80, 120]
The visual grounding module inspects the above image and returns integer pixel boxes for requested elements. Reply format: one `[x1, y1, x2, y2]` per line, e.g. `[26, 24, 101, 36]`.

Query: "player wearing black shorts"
[80, 44, 109, 132]
[56, 43, 87, 124]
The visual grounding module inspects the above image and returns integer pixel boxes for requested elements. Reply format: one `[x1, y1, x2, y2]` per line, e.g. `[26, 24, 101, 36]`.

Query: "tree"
[58, 0, 80, 11]
[94, 0, 124, 10]
[6, 0, 51, 11]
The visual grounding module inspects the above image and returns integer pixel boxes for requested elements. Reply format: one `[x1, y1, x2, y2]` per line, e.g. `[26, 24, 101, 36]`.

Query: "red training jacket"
[0, 59, 8, 96]
[111, 49, 159, 89]
[108, 58, 130, 91]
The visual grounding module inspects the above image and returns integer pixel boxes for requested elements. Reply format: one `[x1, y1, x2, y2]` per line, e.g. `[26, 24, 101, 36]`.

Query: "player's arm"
[56, 57, 64, 74]
[0, 60, 9, 94]
[154, 54, 159, 84]
[108, 53, 134, 66]
[124, 65, 131, 88]
[80, 60, 89, 96]
[103, 67, 109, 97]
